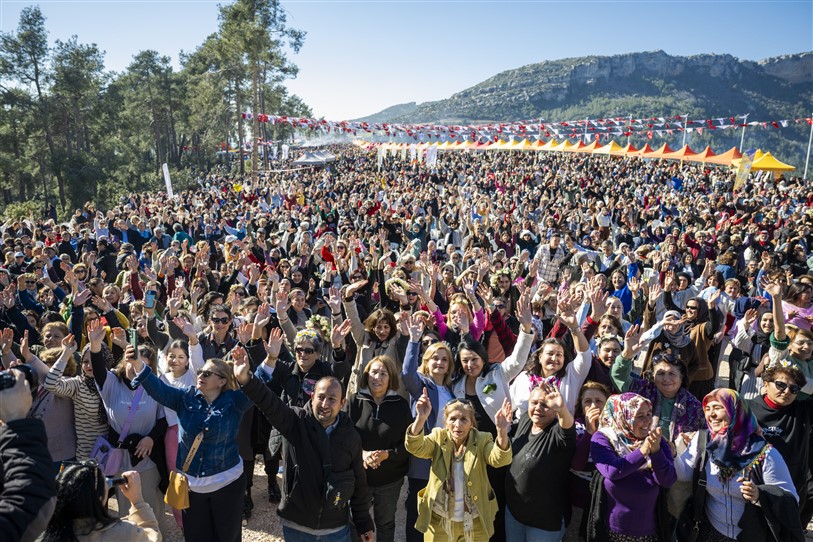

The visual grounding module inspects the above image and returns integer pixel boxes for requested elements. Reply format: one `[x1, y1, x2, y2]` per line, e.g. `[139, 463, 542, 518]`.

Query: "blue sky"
[1, 0, 811, 120]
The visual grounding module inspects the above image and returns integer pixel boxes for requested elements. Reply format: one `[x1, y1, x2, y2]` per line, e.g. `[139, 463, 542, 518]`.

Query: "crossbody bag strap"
[117, 386, 144, 443]
[181, 433, 205, 473]
[692, 430, 709, 526]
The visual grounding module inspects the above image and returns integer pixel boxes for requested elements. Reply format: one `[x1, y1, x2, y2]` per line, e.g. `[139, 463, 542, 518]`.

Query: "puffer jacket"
[0, 418, 57, 542]
[242, 376, 374, 535]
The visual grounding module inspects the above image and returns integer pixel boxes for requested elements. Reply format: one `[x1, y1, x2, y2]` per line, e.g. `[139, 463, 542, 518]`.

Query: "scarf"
[661, 310, 691, 349]
[597, 392, 651, 459]
[703, 388, 769, 481]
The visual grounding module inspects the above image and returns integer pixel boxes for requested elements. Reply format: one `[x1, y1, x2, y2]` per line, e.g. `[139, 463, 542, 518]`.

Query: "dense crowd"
[0, 143, 812, 542]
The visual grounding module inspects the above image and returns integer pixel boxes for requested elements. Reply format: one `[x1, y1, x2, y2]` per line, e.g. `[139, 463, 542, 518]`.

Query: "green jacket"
[405, 427, 511, 537]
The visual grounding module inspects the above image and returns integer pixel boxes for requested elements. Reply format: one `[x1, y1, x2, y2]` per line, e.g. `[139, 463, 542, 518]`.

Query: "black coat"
[345, 391, 412, 487]
[0, 418, 57, 542]
[242, 376, 374, 534]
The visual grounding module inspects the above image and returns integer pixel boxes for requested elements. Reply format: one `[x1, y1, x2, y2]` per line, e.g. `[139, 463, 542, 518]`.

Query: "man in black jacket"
[0, 366, 57, 541]
[233, 357, 374, 542]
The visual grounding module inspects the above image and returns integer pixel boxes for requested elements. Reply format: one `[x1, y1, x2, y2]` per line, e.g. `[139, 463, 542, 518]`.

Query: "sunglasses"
[234, 290, 247, 296]
[771, 380, 801, 395]
[685, 305, 699, 311]
[407, 291, 418, 296]
[197, 369, 225, 379]
[210, 317, 230, 325]
[295, 347, 316, 355]
[422, 338, 439, 346]
[448, 398, 473, 407]
[24, 280, 36, 285]
[494, 303, 506, 309]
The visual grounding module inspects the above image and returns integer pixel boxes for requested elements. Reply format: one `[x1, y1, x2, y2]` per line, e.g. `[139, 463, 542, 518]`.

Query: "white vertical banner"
[281, 144, 290, 160]
[162, 163, 174, 198]
[410, 145, 417, 162]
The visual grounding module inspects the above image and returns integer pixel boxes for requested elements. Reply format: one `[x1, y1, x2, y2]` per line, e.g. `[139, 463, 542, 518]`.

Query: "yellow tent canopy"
[749, 152, 795, 171]
[593, 140, 626, 155]
[662, 145, 698, 161]
[537, 139, 559, 151]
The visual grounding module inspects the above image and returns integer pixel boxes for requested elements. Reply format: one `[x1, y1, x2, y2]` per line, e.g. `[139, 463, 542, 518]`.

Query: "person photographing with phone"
[0, 363, 58, 542]
[40, 466, 160, 542]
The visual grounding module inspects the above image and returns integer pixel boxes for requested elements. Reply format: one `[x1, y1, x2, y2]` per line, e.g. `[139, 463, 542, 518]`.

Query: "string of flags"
[241, 112, 813, 141]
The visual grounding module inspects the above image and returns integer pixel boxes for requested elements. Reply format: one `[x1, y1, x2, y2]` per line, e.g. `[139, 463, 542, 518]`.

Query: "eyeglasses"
[295, 347, 316, 355]
[422, 337, 439, 346]
[685, 305, 699, 311]
[197, 369, 225, 379]
[210, 317, 230, 324]
[771, 380, 801, 395]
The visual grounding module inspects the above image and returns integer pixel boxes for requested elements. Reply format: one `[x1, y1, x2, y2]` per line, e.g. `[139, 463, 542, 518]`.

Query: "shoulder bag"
[164, 432, 204, 510]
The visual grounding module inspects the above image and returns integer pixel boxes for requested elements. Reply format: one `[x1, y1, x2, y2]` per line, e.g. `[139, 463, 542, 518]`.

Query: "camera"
[0, 364, 39, 399]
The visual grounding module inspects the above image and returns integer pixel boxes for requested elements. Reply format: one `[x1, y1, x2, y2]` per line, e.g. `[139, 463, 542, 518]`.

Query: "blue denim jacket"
[133, 366, 252, 477]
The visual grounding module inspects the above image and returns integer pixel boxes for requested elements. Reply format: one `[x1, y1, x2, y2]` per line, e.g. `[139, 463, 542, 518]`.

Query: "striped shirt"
[44, 359, 108, 461]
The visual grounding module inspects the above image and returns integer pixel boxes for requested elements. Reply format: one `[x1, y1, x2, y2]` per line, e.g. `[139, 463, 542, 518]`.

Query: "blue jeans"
[282, 524, 350, 542]
[504, 507, 565, 542]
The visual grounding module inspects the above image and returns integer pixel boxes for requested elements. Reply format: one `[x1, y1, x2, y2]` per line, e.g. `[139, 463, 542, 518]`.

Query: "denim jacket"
[133, 366, 252, 477]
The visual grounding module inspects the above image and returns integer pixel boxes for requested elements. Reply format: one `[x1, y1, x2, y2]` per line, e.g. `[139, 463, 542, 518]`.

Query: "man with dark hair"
[233, 356, 374, 542]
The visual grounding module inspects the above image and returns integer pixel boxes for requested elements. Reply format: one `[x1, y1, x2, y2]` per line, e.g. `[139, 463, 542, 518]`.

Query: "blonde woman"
[405, 389, 513, 541]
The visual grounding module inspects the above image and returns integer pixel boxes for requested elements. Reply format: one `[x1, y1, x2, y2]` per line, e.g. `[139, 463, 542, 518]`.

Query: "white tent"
[292, 152, 335, 166]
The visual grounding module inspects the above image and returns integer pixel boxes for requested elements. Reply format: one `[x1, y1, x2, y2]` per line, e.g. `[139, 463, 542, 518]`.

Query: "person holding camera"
[0, 363, 57, 542]
[40, 466, 160, 542]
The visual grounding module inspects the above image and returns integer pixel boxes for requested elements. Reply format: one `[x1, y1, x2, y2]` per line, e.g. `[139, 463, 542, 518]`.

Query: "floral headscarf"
[703, 388, 769, 481]
[598, 392, 652, 458]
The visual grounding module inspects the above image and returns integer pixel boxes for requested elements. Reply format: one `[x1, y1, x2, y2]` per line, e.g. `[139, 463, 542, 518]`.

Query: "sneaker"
[268, 480, 282, 504]
[243, 494, 254, 520]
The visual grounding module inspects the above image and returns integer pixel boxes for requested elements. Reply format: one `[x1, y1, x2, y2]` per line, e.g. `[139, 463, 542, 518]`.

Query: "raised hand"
[0, 328, 13, 355]
[264, 328, 284, 361]
[344, 279, 368, 300]
[61, 334, 78, 358]
[415, 387, 432, 421]
[648, 281, 663, 305]
[173, 315, 197, 339]
[73, 288, 93, 307]
[494, 398, 513, 433]
[516, 291, 533, 333]
[407, 312, 425, 342]
[327, 286, 342, 315]
[87, 318, 106, 349]
[330, 319, 352, 348]
[759, 275, 783, 299]
[236, 322, 253, 345]
[19, 330, 32, 362]
[232, 346, 251, 385]
[92, 295, 113, 314]
[274, 290, 290, 316]
[477, 283, 494, 308]
[621, 324, 643, 359]
[540, 381, 565, 412]
[253, 302, 272, 330]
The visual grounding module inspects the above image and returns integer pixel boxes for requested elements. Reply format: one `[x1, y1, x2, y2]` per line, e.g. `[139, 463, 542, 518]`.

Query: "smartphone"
[145, 291, 157, 309]
[127, 328, 139, 350]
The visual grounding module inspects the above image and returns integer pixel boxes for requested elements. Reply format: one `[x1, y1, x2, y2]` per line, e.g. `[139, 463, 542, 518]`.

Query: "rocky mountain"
[358, 51, 813, 168]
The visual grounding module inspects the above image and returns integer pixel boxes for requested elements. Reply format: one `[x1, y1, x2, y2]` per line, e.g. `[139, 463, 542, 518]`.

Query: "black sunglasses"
[494, 303, 506, 309]
[407, 291, 418, 296]
[295, 347, 316, 355]
[422, 337, 439, 346]
[197, 369, 226, 379]
[210, 317, 230, 324]
[772, 380, 801, 395]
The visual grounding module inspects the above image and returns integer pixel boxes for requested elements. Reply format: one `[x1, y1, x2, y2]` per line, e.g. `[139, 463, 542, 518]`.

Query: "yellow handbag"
[164, 432, 203, 510]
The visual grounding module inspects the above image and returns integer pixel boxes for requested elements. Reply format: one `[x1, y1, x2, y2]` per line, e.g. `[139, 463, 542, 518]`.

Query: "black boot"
[268, 479, 281, 504]
[243, 493, 254, 520]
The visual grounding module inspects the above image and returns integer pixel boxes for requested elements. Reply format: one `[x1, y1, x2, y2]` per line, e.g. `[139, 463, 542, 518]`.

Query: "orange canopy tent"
[686, 146, 717, 164]
[632, 143, 656, 157]
[572, 140, 599, 154]
[550, 140, 577, 152]
[536, 139, 559, 151]
[645, 144, 677, 159]
[704, 147, 743, 166]
[662, 145, 698, 161]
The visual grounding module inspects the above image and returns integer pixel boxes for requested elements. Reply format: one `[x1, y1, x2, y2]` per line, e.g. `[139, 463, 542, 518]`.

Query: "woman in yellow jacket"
[405, 387, 513, 542]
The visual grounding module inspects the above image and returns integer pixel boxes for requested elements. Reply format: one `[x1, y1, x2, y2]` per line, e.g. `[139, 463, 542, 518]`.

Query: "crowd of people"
[0, 142, 812, 542]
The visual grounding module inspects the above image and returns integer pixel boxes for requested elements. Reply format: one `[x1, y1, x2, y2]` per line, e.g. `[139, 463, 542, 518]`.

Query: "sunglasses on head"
[448, 398, 473, 407]
[295, 347, 316, 355]
[771, 380, 801, 395]
[210, 317, 230, 325]
[197, 369, 225, 379]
